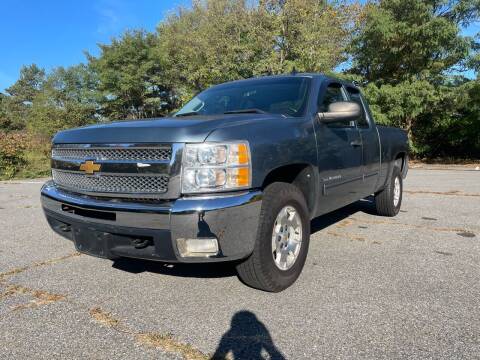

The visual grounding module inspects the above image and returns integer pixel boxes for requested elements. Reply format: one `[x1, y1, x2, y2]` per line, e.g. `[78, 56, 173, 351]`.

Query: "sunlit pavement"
[1, 168, 479, 359]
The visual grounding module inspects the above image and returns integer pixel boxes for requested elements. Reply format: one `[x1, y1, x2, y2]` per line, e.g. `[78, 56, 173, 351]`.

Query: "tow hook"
[131, 238, 152, 249]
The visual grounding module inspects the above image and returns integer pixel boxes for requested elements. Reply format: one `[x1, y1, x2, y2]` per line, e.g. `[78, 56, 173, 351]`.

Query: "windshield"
[175, 77, 311, 118]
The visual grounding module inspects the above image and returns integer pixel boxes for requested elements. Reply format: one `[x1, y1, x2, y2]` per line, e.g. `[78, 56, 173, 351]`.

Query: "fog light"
[176, 238, 219, 257]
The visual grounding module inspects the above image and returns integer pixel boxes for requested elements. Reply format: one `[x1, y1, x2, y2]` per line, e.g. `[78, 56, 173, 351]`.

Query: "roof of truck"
[212, 73, 359, 89]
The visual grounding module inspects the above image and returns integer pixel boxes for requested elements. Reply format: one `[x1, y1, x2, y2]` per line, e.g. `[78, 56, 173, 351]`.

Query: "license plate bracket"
[73, 227, 113, 258]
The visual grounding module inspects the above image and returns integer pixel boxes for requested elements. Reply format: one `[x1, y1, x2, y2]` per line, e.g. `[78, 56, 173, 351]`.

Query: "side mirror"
[318, 101, 361, 123]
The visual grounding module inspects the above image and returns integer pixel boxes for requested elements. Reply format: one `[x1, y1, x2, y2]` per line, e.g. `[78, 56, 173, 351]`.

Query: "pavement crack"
[327, 230, 366, 242]
[2, 263, 209, 360]
[434, 250, 453, 256]
[347, 217, 475, 234]
[457, 231, 476, 238]
[405, 190, 480, 197]
[88, 306, 209, 359]
[0, 252, 81, 281]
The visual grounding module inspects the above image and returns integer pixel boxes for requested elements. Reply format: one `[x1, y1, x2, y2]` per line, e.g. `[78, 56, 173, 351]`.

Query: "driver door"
[314, 81, 364, 214]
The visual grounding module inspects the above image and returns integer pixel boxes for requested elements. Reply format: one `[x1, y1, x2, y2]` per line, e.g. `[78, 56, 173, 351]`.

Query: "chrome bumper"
[41, 181, 262, 262]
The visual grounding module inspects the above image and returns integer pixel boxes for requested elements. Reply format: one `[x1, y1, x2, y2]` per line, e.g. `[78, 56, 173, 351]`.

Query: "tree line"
[1, 0, 479, 178]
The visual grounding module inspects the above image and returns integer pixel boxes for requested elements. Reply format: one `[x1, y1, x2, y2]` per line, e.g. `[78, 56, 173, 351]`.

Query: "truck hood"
[53, 114, 281, 144]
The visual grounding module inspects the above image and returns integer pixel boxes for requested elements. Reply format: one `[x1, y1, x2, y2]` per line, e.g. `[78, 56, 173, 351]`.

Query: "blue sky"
[0, 0, 188, 92]
[0, 1, 478, 92]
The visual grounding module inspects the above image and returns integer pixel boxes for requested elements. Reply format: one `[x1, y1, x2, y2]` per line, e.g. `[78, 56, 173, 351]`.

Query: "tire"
[236, 182, 310, 292]
[375, 166, 403, 217]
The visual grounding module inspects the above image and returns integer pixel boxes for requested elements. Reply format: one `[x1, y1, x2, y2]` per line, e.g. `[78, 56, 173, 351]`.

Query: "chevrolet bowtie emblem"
[79, 160, 101, 175]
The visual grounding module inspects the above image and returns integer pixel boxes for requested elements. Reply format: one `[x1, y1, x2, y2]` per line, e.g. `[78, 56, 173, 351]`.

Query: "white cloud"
[95, 0, 137, 36]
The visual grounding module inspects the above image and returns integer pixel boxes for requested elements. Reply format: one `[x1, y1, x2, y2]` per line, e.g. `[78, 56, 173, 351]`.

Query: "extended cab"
[41, 74, 408, 292]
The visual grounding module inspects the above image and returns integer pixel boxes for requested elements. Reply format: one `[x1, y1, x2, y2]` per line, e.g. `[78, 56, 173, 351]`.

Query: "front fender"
[205, 117, 318, 189]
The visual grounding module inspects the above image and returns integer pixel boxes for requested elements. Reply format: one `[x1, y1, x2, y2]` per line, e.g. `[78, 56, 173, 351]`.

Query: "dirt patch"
[0, 284, 30, 300]
[89, 307, 120, 328]
[1, 283, 65, 311]
[337, 219, 354, 228]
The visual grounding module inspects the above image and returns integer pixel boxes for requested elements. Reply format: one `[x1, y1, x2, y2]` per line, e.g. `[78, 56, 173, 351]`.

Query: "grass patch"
[136, 332, 209, 360]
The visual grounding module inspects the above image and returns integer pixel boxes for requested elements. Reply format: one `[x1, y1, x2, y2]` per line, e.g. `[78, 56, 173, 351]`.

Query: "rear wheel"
[375, 166, 403, 217]
[236, 182, 310, 292]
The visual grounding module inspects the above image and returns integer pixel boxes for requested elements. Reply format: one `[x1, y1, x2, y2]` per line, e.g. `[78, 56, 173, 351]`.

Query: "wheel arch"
[394, 151, 408, 178]
[261, 163, 318, 218]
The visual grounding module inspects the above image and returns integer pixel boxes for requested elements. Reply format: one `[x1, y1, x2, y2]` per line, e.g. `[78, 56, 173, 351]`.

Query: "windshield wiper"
[176, 108, 272, 117]
[174, 111, 201, 117]
[224, 108, 268, 115]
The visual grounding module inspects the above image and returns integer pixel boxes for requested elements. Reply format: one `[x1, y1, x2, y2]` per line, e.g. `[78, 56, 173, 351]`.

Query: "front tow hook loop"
[132, 238, 152, 249]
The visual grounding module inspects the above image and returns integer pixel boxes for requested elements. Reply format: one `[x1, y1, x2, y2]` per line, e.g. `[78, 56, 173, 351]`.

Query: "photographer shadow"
[211, 310, 285, 360]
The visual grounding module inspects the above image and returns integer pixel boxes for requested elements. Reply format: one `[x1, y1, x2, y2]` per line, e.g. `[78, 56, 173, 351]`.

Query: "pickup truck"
[41, 74, 408, 292]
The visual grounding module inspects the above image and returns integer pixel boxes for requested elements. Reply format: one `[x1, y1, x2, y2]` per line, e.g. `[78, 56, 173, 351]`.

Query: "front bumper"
[41, 181, 262, 263]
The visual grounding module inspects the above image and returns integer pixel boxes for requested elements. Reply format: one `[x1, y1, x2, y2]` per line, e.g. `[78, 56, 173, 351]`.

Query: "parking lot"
[1, 168, 479, 359]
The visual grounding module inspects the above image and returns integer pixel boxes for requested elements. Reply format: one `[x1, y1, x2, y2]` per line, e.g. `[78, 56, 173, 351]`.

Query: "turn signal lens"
[227, 167, 250, 188]
[228, 143, 249, 165]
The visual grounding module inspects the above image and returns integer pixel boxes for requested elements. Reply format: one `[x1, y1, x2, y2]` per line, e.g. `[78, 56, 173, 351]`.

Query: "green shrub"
[0, 131, 28, 179]
[0, 132, 51, 179]
[16, 134, 51, 179]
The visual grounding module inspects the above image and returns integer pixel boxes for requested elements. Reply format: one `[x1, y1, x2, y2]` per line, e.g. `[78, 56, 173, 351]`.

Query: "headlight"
[181, 142, 251, 193]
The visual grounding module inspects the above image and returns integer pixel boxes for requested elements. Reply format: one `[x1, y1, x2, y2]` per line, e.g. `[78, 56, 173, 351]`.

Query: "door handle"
[350, 140, 362, 147]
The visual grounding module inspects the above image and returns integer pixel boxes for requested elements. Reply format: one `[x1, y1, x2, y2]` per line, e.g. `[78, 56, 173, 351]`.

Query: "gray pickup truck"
[41, 74, 408, 292]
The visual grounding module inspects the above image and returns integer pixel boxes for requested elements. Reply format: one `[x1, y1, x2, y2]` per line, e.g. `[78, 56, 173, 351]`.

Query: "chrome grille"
[52, 146, 171, 161]
[52, 170, 169, 194]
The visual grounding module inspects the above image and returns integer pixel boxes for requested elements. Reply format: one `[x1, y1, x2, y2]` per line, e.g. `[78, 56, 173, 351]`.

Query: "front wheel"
[236, 182, 310, 292]
[375, 166, 403, 217]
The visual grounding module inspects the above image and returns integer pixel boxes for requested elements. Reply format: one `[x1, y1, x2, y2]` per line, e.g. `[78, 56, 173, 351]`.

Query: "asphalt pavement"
[1, 168, 479, 359]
